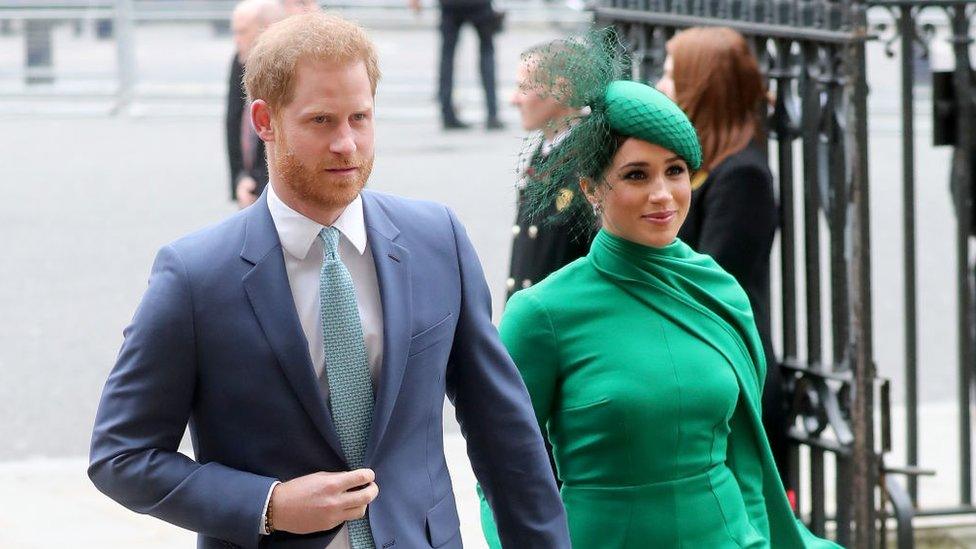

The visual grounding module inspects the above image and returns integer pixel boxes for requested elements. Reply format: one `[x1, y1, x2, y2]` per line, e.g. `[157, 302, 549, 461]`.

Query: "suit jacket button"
[521, 279, 533, 289]
[506, 278, 516, 290]
[512, 225, 521, 236]
[528, 225, 538, 239]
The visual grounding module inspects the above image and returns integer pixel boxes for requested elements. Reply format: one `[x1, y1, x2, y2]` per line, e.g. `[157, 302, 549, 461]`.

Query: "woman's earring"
[592, 202, 602, 216]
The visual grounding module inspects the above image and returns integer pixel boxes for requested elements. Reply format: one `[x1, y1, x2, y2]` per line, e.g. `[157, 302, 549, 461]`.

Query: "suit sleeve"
[477, 290, 561, 548]
[443, 208, 571, 549]
[88, 245, 277, 549]
[226, 54, 245, 201]
[695, 164, 776, 284]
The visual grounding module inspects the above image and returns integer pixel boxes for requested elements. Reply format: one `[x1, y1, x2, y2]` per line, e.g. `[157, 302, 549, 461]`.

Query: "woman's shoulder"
[674, 240, 754, 310]
[699, 145, 774, 210]
[507, 257, 596, 312]
[710, 143, 772, 182]
[672, 238, 729, 275]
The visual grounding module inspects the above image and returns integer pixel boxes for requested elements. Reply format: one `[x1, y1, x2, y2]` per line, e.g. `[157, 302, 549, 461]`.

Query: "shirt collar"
[541, 121, 577, 157]
[267, 182, 368, 260]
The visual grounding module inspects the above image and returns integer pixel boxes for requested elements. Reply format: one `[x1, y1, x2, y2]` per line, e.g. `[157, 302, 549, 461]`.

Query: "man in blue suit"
[89, 13, 569, 549]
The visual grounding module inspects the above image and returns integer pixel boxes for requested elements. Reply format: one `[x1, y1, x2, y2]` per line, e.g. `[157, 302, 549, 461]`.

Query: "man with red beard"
[88, 12, 569, 549]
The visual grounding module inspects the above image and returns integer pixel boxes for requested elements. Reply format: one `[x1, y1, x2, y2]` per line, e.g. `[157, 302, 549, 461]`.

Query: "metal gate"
[592, 1, 976, 547]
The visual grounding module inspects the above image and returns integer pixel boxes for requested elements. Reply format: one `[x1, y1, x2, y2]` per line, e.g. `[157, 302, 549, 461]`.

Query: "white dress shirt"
[261, 183, 385, 547]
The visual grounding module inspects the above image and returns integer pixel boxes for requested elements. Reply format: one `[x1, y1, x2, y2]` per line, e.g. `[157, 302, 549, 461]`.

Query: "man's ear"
[251, 99, 275, 143]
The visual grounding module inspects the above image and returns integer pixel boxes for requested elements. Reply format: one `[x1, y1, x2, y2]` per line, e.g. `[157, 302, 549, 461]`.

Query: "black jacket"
[507, 144, 595, 300]
[225, 54, 268, 201]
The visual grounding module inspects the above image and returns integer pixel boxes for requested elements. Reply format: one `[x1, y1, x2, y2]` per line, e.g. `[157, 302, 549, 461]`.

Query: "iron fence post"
[848, 1, 877, 545]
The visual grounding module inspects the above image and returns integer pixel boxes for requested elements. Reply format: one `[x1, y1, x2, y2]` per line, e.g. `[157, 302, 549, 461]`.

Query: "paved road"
[0, 12, 973, 546]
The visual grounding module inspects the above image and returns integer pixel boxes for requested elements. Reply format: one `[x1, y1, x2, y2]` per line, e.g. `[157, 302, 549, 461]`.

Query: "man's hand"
[408, 0, 421, 14]
[235, 176, 258, 209]
[270, 469, 379, 535]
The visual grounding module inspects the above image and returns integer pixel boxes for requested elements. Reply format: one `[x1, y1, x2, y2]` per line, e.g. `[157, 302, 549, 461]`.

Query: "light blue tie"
[318, 227, 375, 549]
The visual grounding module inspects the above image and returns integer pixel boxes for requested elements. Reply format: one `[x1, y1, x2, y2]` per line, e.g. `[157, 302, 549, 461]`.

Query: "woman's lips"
[642, 210, 677, 225]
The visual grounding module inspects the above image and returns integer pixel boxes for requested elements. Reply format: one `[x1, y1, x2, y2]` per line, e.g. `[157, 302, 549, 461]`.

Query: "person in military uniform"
[506, 42, 596, 300]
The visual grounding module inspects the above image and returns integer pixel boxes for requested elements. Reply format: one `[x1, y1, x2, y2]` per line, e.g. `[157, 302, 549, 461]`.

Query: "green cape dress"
[479, 229, 841, 548]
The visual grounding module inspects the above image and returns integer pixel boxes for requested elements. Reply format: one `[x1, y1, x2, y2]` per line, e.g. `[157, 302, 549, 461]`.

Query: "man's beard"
[273, 141, 373, 211]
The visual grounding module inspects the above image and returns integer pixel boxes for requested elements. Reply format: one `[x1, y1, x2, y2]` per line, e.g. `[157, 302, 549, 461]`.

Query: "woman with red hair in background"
[657, 26, 792, 500]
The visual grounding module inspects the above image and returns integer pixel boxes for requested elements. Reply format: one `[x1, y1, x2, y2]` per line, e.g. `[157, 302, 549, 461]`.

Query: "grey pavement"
[0, 12, 974, 548]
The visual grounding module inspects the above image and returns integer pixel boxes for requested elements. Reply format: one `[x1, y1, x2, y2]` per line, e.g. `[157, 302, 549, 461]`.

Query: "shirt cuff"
[259, 481, 282, 535]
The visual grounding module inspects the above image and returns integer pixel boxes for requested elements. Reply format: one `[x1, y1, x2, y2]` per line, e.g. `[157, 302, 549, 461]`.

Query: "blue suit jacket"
[89, 190, 569, 549]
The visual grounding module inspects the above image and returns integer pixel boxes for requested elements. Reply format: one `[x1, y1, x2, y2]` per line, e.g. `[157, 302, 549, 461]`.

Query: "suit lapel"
[240, 193, 347, 465]
[361, 192, 412, 464]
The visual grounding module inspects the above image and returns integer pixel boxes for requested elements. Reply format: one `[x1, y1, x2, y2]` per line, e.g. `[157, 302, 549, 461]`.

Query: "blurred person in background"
[409, 0, 504, 130]
[657, 26, 790, 496]
[282, 0, 321, 15]
[90, 12, 569, 549]
[506, 41, 595, 299]
[227, 0, 286, 209]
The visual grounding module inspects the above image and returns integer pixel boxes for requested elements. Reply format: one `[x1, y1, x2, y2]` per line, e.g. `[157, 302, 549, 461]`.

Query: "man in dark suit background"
[409, 0, 503, 130]
[226, 0, 285, 208]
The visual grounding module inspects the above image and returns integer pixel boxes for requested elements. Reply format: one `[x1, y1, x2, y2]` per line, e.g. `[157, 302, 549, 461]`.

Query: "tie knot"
[319, 227, 340, 260]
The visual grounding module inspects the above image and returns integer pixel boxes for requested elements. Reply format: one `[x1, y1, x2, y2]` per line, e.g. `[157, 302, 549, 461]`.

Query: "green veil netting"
[515, 27, 702, 234]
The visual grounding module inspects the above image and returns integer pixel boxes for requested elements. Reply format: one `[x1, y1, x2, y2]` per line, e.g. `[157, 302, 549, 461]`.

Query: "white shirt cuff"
[260, 481, 282, 535]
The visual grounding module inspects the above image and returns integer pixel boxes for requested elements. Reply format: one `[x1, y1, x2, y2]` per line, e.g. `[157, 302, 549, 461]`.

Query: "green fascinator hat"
[518, 28, 702, 230]
[603, 80, 702, 171]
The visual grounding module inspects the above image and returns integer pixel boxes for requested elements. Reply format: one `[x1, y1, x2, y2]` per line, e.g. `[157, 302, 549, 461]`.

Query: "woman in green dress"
[478, 33, 842, 549]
